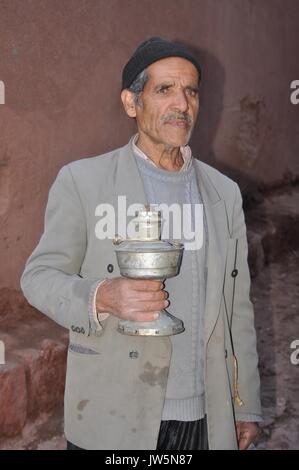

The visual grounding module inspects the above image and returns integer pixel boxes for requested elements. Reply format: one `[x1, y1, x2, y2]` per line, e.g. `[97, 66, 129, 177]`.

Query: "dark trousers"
[67, 416, 209, 451]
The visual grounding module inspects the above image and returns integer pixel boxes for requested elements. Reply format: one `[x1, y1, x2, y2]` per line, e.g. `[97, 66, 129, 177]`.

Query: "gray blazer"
[21, 138, 261, 449]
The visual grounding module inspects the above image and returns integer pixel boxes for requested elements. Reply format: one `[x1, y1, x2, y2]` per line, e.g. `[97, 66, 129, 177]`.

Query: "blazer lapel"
[194, 161, 230, 344]
[113, 139, 148, 211]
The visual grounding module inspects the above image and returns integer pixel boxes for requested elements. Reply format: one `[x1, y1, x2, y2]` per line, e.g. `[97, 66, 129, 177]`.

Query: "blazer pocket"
[69, 343, 101, 356]
[69, 329, 105, 355]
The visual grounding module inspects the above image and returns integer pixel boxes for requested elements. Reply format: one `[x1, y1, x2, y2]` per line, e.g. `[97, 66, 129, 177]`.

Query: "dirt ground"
[254, 250, 299, 450]
[0, 409, 66, 450]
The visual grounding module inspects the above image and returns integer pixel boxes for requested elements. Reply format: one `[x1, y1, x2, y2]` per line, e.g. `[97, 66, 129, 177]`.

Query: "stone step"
[0, 308, 68, 439]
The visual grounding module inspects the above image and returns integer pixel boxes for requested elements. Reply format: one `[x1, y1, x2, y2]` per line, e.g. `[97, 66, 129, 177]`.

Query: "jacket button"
[75, 327, 81, 333]
[80, 328, 85, 334]
[71, 325, 75, 332]
[129, 350, 139, 359]
[231, 269, 238, 278]
[107, 264, 114, 273]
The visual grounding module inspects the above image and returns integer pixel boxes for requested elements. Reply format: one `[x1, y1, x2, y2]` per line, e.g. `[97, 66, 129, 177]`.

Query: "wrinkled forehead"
[146, 57, 200, 86]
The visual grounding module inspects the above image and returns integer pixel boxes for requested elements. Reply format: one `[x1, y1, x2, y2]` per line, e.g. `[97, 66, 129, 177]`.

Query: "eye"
[158, 87, 169, 94]
[187, 88, 199, 97]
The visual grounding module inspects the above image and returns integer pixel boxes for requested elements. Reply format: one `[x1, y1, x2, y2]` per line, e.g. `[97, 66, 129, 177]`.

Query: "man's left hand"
[236, 421, 259, 450]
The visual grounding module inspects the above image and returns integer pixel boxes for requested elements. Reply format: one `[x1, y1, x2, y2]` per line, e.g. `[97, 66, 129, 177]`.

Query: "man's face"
[134, 57, 200, 148]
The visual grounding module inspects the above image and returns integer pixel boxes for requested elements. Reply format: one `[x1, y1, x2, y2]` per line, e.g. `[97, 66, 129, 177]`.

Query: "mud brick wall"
[0, 0, 299, 290]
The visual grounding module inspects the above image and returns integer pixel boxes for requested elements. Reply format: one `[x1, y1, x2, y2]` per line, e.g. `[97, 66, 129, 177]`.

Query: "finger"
[135, 300, 169, 311]
[238, 432, 252, 450]
[130, 280, 164, 291]
[131, 290, 169, 302]
[131, 311, 160, 322]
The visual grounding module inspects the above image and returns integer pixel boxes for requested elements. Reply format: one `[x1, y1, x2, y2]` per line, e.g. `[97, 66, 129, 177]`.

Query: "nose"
[172, 89, 189, 113]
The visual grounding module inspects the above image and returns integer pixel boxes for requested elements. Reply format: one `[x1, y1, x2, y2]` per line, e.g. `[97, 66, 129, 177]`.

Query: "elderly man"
[21, 37, 262, 450]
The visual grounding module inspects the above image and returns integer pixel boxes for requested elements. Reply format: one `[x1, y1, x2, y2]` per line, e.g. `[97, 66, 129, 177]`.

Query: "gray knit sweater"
[134, 154, 208, 421]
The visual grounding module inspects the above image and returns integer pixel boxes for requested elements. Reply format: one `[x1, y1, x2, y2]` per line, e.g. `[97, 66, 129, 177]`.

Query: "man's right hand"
[95, 277, 169, 322]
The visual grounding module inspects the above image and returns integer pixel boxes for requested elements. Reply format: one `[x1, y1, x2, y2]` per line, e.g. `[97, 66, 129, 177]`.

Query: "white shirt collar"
[132, 133, 192, 172]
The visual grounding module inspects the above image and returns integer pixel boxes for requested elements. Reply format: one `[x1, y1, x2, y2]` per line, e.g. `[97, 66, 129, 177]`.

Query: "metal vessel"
[114, 207, 185, 336]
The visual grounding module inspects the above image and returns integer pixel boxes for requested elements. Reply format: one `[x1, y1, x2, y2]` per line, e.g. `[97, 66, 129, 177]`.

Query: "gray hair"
[128, 69, 149, 106]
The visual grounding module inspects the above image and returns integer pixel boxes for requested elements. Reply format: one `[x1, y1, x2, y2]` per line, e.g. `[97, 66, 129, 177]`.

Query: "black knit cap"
[122, 37, 202, 90]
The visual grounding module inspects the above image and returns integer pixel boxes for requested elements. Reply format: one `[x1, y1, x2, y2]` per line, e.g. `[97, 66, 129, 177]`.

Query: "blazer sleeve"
[20, 164, 102, 336]
[230, 183, 262, 418]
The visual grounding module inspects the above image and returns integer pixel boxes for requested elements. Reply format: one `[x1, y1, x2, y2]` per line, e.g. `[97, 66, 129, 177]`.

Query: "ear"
[121, 89, 137, 118]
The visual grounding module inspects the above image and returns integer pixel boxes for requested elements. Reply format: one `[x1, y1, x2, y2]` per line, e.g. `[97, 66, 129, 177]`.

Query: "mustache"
[161, 112, 193, 126]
